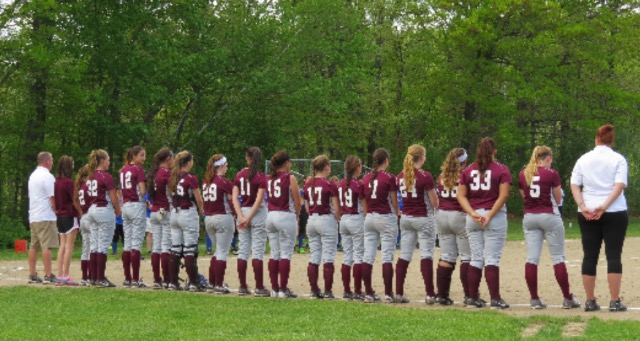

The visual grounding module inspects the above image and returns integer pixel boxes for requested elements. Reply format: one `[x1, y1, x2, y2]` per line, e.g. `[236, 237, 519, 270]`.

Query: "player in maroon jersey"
[394, 145, 439, 304]
[168, 151, 204, 291]
[265, 151, 302, 298]
[457, 137, 511, 309]
[147, 148, 174, 289]
[203, 154, 235, 294]
[75, 165, 92, 285]
[231, 147, 270, 297]
[434, 148, 470, 305]
[54, 155, 81, 286]
[120, 146, 148, 288]
[304, 155, 341, 299]
[362, 148, 400, 303]
[519, 146, 580, 309]
[85, 149, 121, 288]
[338, 156, 367, 300]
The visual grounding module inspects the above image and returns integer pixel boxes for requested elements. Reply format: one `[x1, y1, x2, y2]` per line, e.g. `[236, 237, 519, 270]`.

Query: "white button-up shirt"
[570, 145, 627, 212]
[28, 166, 56, 223]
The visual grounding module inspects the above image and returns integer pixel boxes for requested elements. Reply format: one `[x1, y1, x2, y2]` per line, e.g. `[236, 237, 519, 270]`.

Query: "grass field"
[1, 286, 639, 340]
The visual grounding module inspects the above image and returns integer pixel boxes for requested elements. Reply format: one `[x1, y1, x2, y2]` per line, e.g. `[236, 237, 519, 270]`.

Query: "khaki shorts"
[30, 221, 60, 250]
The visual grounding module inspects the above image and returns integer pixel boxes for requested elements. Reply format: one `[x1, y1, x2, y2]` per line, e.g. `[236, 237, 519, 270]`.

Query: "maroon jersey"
[54, 177, 76, 217]
[150, 167, 171, 212]
[233, 168, 267, 207]
[174, 172, 199, 209]
[397, 169, 435, 217]
[78, 182, 91, 214]
[304, 177, 339, 215]
[267, 172, 294, 212]
[87, 170, 116, 207]
[362, 171, 397, 214]
[437, 174, 463, 212]
[120, 164, 146, 203]
[519, 167, 561, 214]
[203, 176, 233, 215]
[338, 178, 364, 214]
[459, 161, 512, 210]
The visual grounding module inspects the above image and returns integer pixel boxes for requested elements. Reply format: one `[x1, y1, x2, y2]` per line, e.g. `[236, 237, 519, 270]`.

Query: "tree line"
[1, 0, 639, 228]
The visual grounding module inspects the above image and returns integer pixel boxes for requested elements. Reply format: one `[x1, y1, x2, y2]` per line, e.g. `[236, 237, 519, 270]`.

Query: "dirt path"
[4, 237, 640, 320]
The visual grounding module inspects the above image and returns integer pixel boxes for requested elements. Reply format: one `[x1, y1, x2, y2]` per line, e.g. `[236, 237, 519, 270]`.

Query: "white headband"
[214, 157, 227, 167]
[458, 150, 468, 163]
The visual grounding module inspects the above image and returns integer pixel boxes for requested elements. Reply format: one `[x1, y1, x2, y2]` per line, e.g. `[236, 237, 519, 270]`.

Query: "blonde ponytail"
[87, 149, 109, 179]
[403, 144, 425, 192]
[440, 148, 466, 190]
[170, 151, 193, 194]
[524, 146, 553, 186]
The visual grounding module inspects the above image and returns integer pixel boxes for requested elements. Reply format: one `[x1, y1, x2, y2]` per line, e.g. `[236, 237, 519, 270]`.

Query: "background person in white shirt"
[28, 151, 60, 284]
[571, 124, 628, 312]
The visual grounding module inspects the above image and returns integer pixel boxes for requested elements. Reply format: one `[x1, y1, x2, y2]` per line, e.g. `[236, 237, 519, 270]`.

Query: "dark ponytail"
[269, 151, 290, 179]
[369, 148, 389, 187]
[344, 156, 360, 187]
[475, 137, 496, 175]
[147, 148, 173, 198]
[246, 147, 262, 181]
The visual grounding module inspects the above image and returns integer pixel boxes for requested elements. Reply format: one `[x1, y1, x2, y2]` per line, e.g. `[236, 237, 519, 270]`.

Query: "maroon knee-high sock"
[122, 251, 131, 281]
[353, 263, 363, 294]
[436, 264, 454, 297]
[215, 260, 227, 286]
[89, 253, 97, 282]
[553, 262, 572, 299]
[362, 263, 374, 295]
[525, 263, 539, 300]
[460, 262, 470, 297]
[420, 258, 435, 297]
[209, 256, 217, 285]
[395, 259, 409, 296]
[252, 259, 265, 290]
[323, 263, 334, 293]
[279, 259, 291, 290]
[308, 263, 320, 292]
[98, 253, 107, 281]
[81, 260, 89, 281]
[131, 249, 141, 281]
[467, 265, 482, 300]
[161, 253, 170, 283]
[382, 262, 394, 296]
[485, 265, 501, 300]
[237, 259, 248, 289]
[268, 259, 279, 291]
[341, 264, 352, 294]
[151, 253, 161, 282]
[168, 254, 179, 285]
[184, 255, 197, 285]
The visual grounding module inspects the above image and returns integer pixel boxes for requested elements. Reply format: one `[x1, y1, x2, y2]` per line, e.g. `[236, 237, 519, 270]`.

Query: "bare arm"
[552, 186, 562, 206]
[390, 190, 400, 218]
[109, 189, 121, 216]
[571, 184, 592, 220]
[192, 187, 204, 216]
[243, 188, 265, 226]
[518, 189, 525, 199]
[592, 183, 626, 220]
[331, 195, 341, 222]
[139, 181, 147, 197]
[456, 184, 483, 224]
[232, 186, 244, 220]
[290, 175, 301, 217]
[427, 189, 438, 209]
[482, 183, 510, 227]
[49, 196, 56, 212]
[360, 198, 368, 216]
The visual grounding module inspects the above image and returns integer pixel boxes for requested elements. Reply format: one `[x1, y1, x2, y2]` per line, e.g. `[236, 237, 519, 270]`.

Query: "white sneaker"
[425, 296, 437, 305]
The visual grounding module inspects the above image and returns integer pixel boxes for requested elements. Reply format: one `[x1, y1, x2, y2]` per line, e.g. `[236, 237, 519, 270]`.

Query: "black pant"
[578, 211, 628, 276]
[112, 223, 124, 243]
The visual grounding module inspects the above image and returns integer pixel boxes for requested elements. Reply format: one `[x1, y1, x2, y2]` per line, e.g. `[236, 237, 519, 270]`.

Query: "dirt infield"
[3, 237, 640, 320]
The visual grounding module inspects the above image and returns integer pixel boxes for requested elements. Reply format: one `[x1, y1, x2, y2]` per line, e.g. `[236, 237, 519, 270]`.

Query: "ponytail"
[74, 164, 90, 204]
[402, 144, 425, 192]
[123, 145, 145, 170]
[147, 148, 173, 198]
[524, 146, 553, 186]
[246, 147, 262, 181]
[440, 148, 466, 189]
[204, 154, 225, 185]
[344, 156, 360, 187]
[170, 151, 193, 195]
[269, 151, 290, 179]
[310, 155, 330, 202]
[475, 137, 497, 175]
[87, 149, 109, 179]
[370, 148, 390, 187]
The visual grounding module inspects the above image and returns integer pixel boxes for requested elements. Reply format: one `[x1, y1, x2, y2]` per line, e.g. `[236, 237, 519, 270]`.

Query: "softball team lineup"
[29, 124, 630, 312]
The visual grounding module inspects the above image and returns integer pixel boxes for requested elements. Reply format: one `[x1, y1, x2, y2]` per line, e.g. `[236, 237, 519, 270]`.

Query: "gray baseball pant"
[340, 214, 365, 266]
[205, 214, 235, 261]
[307, 214, 339, 264]
[122, 201, 147, 251]
[436, 210, 471, 263]
[399, 215, 436, 262]
[79, 215, 91, 261]
[150, 210, 172, 254]
[466, 209, 507, 268]
[87, 205, 116, 254]
[363, 213, 397, 264]
[266, 211, 297, 260]
[523, 213, 565, 265]
[238, 206, 267, 261]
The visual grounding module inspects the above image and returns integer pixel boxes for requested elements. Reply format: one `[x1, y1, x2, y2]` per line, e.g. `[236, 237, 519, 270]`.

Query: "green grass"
[3, 286, 639, 340]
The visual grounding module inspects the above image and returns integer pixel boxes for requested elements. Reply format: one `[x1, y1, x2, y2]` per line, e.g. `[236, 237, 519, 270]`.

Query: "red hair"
[596, 124, 614, 146]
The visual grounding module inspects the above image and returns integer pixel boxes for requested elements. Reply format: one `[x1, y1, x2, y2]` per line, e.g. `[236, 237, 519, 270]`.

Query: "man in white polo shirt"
[28, 151, 59, 284]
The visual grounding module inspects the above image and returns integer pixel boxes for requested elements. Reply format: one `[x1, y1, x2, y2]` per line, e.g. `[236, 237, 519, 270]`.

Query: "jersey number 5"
[529, 176, 541, 198]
